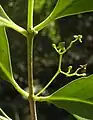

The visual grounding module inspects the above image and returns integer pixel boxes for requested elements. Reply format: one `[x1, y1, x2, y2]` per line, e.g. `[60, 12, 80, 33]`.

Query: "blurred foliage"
[0, 0, 93, 120]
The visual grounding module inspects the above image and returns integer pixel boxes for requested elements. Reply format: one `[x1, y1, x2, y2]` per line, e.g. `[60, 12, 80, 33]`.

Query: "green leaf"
[50, 0, 93, 19]
[0, 5, 27, 37]
[34, 0, 93, 31]
[0, 27, 13, 82]
[0, 5, 15, 27]
[40, 75, 93, 119]
[73, 114, 90, 120]
[0, 27, 29, 98]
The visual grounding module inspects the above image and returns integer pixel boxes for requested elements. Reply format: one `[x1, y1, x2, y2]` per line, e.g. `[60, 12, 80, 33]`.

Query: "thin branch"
[36, 71, 59, 96]
[11, 78, 29, 99]
[0, 108, 12, 120]
[36, 53, 63, 96]
[27, 34, 37, 120]
[27, 0, 37, 120]
[58, 54, 62, 70]
[27, 0, 34, 30]
[62, 38, 78, 54]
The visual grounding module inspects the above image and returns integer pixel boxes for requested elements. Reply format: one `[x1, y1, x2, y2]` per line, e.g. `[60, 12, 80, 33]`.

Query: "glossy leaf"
[0, 5, 16, 27]
[0, 27, 29, 98]
[34, 0, 93, 31]
[0, 27, 13, 82]
[73, 114, 90, 120]
[41, 75, 93, 119]
[51, 0, 93, 19]
[0, 5, 27, 37]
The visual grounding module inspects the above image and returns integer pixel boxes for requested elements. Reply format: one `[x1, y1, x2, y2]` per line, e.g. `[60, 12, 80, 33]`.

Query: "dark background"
[0, 0, 93, 120]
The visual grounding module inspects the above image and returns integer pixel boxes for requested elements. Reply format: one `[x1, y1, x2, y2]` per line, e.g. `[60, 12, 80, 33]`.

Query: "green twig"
[60, 66, 86, 77]
[27, 33, 37, 120]
[36, 70, 59, 96]
[27, 0, 34, 30]
[62, 38, 79, 54]
[35, 33, 85, 100]
[58, 54, 62, 70]
[61, 35, 82, 55]
[0, 108, 12, 120]
[60, 70, 86, 77]
[36, 54, 63, 96]
[11, 79, 29, 99]
[27, 0, 37, 120]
